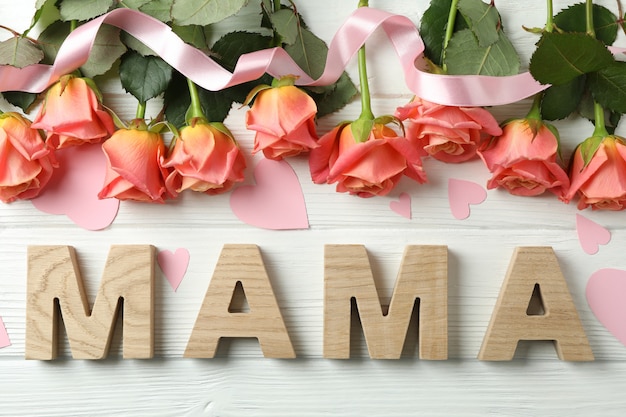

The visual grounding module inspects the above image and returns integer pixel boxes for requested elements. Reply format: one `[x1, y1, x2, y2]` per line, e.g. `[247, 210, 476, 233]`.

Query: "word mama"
[25, 244, 594, 361]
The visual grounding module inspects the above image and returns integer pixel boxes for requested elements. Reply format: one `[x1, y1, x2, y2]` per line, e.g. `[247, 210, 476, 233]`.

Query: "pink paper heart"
[230, 159, 309, 230]
[448, 178, 487, 220]
[0, 317, 10, 349]
[390, 192, 411, 219]
[576, 214, 611, 255]
[587, 269, 626, 346]
[157, 248, 190, 292]
[31, 143, 119, 230]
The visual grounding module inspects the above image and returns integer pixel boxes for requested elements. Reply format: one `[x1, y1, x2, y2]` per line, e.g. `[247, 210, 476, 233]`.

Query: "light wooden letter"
[324, 245, 448, 360]
[479, 247, 594, 361]
[26, 245, 155, 360]
[184, 244, 295, 359]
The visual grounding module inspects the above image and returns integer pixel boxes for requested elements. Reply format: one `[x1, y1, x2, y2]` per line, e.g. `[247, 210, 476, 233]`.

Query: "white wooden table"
[1, 0, 626, 415]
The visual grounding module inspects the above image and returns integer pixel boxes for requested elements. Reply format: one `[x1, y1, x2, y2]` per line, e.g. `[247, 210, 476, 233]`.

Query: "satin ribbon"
[0, 7, 622, 107]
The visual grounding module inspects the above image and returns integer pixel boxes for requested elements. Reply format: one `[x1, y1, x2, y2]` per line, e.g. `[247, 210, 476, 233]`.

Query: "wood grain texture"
[184, 244, 295, 359]
[26, 245, 155, 360]
[478, 247, 594, 361]
[324, 244, 447, 359]
[1, 0, 626, 415]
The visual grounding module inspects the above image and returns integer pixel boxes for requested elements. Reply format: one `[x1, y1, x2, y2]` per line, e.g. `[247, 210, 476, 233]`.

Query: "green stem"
[586, 0, 595, 37]
[356, 0, 373, 121]
[136, 101, 146, 120]
[592, 102, 609, 137]
[545, 0, 553, 32]
[186, 78, 204, 122]
[442, 0, 460, 73]
[274, 0, 281, 13]
[357, 44, 374, 121]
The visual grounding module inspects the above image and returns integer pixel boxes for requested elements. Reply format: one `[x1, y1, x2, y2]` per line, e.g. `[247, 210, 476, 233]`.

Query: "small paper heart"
[390, 192, 411, 219]
[31, 143, 119, 230]
[157, 248, 190, 292]
[448, 178, 487, 220]
[576, 214, 611, 255]
[0, 317, 11, 349]
[587, 268, 626, 346]
[230, 159, 309, 230]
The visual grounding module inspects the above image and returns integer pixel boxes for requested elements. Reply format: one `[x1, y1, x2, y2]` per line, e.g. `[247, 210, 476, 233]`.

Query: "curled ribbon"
[0, 7, 579, 107]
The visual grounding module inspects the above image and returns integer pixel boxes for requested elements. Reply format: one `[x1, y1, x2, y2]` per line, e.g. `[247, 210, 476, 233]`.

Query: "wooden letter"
[479, 247, 594, 361]
[324, 245, 448, 360]
[26, 245, 155, 360]
[184, 244, 295, 359]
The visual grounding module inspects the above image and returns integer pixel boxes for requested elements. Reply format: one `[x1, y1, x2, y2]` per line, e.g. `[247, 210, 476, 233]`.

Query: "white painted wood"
[1, 0, 626, 415]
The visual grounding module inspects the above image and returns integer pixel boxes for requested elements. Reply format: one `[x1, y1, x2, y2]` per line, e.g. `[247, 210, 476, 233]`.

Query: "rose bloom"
[98, 122, 171, 203]
[395, 96, 502, 163]
[309, 121, 427, 197]
[32, 75, 115, 149]
[565, 135, 626, 210]
[245, 83, 318, 160]
[0, 112, 55, 203]
[163, 120, 246, 195]
[478, 119, 570, 198]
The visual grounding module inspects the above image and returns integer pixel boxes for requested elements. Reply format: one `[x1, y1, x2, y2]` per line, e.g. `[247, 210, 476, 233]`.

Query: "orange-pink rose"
[163, 120, 246, 195]
[245, 83, 318, 160]
[0, 112, 55, 203]
[32, 75, 115, 149]
[564, 135, 626, 210]
[309, 122, 427, 197]
[98, 121, 171, 203]
[395, 96, 502, 163]
[478, 119, 570, 198]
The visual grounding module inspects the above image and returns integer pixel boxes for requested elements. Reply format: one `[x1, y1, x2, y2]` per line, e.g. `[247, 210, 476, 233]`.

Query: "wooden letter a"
[324, 245, 448, 359]
[479, 247, 594, 361]
[26, 245, 155, 360]
[184, 244, 295, 358]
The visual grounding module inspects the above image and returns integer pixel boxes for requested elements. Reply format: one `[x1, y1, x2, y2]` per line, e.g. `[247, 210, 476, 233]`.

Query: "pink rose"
[395, 96, 502, 163]
[32, 75, 115, 149]
[564, 135, 626, 210]
[309, 122, 426, 197]
[0, 112, 55, 203]
[163, 120, 246, 195]
[478, 119, 570, 198]
[245, 82, 318, 160]
[98, 121, 171, 203]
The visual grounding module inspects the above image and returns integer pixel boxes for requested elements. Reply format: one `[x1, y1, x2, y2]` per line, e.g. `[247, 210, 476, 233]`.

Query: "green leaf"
[172, 24, 210, 51]
[270, 8, 299, 45]
[554, 3, 619, 46]
[80, 25, 127, 77]
[2, 91, 38, 112]
[285, 28, 328, 79]
[211, 31, 274, 103]
[121, 31, 157, 56]
[171, 0, 247, 26]
[119, 52, 173, 103]
[139, 0, 174, 23]
[59, 0, 115, 21]
[444, 29, 519, 76]
[0, 37, 44, 68]
[304, 73, 357, 118]
[164, 72, 232, 126]
[121, 0, 151, 9]
[457, 0, 500, 47]
[419, 0, 453, 66]
[529, 32, 615, 85]
[37, 20, 70, 64]
[588, 61, 626, 114]
[540, 76, 586, 120]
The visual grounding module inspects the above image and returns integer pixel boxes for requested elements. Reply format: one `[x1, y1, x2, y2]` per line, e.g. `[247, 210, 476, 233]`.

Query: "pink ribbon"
[0, 7, 595, 107]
